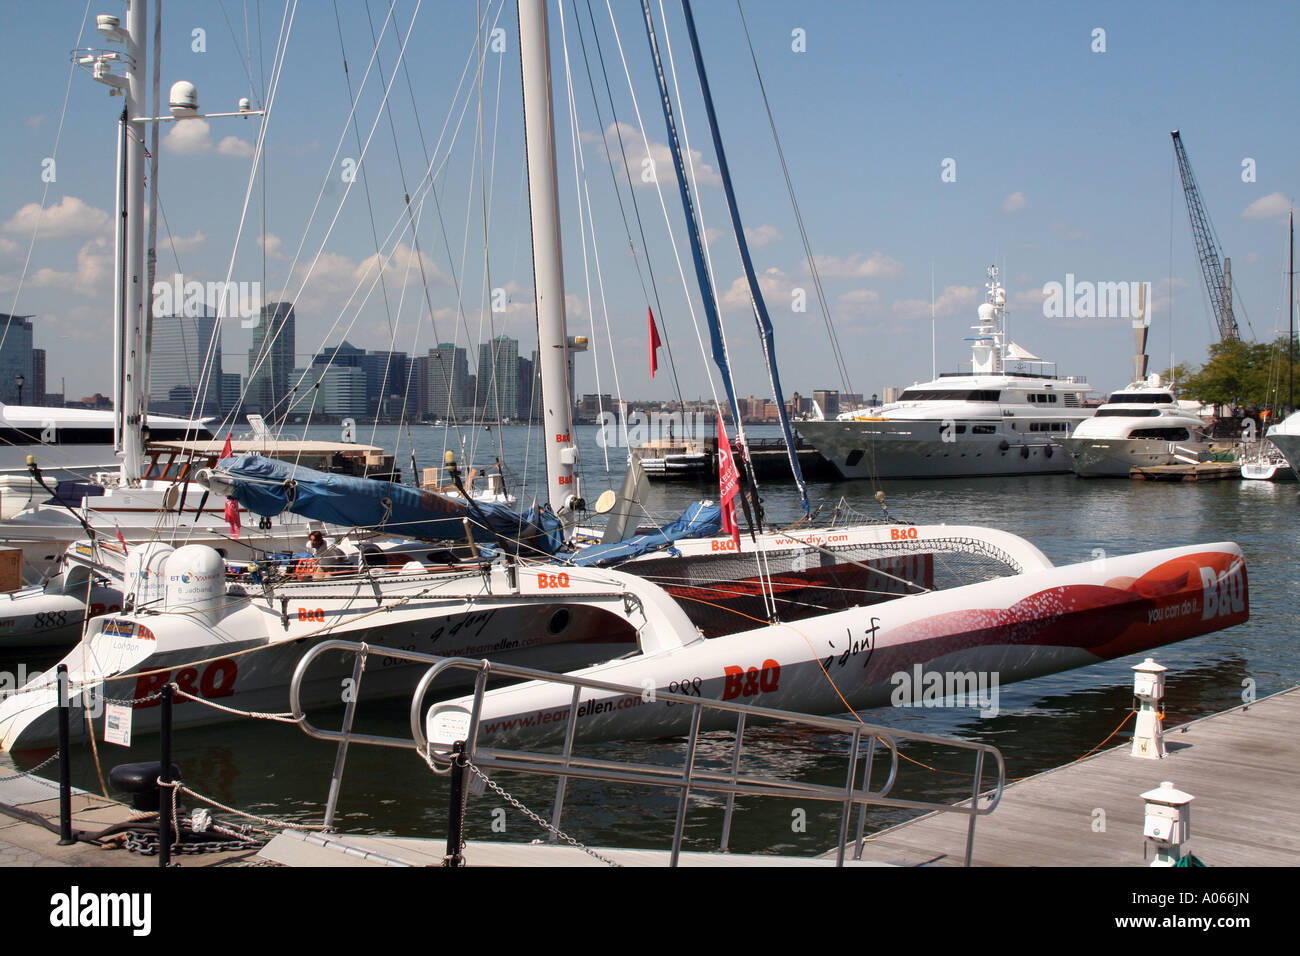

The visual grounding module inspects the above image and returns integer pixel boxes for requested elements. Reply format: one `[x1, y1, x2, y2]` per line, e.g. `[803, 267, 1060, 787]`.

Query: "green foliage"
[1178, 337, 1299, 411]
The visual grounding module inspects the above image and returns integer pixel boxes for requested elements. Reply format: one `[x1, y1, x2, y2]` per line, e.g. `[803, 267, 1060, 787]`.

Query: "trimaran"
[0, 0, 1248, 753]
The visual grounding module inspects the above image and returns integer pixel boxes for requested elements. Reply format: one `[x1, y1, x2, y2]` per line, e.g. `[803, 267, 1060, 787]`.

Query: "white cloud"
[3, 195, 110, 239]
[26, 115, 45, 128]
[835, 288, 881, 318]
[26, 237, 113, 296]
[704, 227, 725, 245]
[744, 224, 781, 248]
[1051, 221, 1083, 240]
[0, 237, 21, 257]
[163, 230, 206, 254]
[720, 266, 793, 312]
[592, 122, 721, 189]
[893, 284, 977, 321]
[1242, 192, 1291, 221]
[164, 119, 214, 154]
[217, 135, 255, 158]
[259, 233, 285, 259]
[1002, 191, 1027, 213]
[809, 251, 903, 280]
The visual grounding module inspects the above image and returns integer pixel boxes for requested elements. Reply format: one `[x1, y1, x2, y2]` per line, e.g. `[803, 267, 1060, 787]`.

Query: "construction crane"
[1171, 130, 1240, 341]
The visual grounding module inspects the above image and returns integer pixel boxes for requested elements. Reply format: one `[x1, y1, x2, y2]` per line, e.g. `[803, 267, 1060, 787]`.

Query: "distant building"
[32, 348, 46, 405]
[315, 366, 367, 417]
[812, 389, 839, 419]
[427, 343, 471, 421]
[220, 372, 242, 417]
[516, 356, 534, 421]
[362, 350, 408, 417]
[0, 314, 35, 405]
[477, 336, 519, 421]
[247, 301, 295, 417]
[151, 312, 222, 417]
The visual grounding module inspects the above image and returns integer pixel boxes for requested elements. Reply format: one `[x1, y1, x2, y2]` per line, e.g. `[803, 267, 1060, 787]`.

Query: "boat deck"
[836, 686, 1300, 866]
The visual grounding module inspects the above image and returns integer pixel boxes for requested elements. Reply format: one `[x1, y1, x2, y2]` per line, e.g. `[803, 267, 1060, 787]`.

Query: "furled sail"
[205, 454, 560, 552]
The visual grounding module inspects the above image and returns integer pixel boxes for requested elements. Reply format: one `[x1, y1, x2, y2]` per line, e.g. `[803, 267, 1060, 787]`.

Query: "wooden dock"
[0, 774, 260, 867]
[839, 686, 1300, 866]
[1130, 462, 1241, 481]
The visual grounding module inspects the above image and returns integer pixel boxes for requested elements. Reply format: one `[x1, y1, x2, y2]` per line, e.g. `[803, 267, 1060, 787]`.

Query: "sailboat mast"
[119, 0, 148, 485]
[1290, 208, 1294, 412]
[518, 0, 580, 515]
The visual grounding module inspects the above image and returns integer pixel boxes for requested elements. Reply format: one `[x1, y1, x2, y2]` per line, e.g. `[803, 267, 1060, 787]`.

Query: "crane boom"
[1171, 130, 1240, 341]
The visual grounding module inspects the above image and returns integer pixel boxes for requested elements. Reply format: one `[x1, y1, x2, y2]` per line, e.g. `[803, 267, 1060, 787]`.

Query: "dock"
[1130, 462, 1241, 481]
[840, 686, 1300, 866]
[0, 773, 261, 867]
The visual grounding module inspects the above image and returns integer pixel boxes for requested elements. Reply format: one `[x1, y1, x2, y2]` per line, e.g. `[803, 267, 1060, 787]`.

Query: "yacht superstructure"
[797, 269, 1093, 479]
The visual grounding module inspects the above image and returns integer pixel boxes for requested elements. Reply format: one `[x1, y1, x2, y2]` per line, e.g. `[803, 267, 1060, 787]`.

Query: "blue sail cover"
[217, 454, 557, 551]
[567, 502, 721, 567]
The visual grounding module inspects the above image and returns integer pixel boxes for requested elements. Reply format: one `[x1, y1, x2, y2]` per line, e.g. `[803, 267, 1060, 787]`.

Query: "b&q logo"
[1199, 563, 1245, 621]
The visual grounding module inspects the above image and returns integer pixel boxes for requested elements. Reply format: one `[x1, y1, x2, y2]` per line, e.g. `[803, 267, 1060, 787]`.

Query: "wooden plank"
[844, 686, 1300, 866]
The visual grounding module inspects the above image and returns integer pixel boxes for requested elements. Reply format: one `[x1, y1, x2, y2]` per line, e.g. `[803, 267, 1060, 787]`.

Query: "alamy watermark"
[151, 273, 262, 327]
[889, 665, 1000, 717]
[596, 410, 713, 449]
[1042, 275, 1151, 321]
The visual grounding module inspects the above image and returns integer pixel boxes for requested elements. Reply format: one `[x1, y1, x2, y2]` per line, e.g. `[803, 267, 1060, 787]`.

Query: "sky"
[1, 0, 1298, 410]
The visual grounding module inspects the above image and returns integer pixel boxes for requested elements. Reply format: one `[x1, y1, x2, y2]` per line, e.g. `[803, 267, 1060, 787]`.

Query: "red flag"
[648, 308, 662, 379]
[221, 432, 233, 459]
[224, 497, 241, 539]
[114, 521, 126, 547]
[716, 414, 740, 551]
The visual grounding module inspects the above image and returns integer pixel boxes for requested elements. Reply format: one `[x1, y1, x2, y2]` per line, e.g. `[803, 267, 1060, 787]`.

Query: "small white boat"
[1239, 442, 1295, 481]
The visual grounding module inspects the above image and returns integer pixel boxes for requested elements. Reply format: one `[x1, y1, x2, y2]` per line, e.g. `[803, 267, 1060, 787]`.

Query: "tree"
[1179, 336, 1299, 411]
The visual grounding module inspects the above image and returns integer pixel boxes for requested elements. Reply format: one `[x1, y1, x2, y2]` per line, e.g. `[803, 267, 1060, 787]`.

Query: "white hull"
[429, 542, 1249, 747]
[1058, 437, 1212, 478]
[796, 420, 1072, 479]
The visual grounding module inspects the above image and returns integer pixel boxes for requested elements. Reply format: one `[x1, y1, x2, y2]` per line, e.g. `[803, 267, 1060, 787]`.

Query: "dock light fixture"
[1131, 657, 1167, 759]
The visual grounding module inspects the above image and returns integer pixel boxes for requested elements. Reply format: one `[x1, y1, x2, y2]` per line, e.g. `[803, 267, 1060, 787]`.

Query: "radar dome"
[977, 303, 997, 320]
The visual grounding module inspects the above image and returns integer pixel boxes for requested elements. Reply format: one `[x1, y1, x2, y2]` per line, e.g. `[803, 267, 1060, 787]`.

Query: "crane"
[1171, 130, 1240, 341]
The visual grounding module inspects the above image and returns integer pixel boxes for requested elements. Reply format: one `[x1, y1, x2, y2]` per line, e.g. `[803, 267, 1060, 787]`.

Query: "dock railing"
[290, 639, 1006, 866]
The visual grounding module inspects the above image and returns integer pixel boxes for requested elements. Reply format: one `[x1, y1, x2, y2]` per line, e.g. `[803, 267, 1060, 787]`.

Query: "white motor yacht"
[796, 268, 1092, 479]
[1058, 380, 1211, 477]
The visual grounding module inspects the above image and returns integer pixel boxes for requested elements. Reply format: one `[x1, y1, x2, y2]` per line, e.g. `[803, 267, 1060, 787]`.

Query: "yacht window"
[1095, 408, 1161, 417]
[898, 389, 1001, 402]
[971, 424, 996, 435]
[1107, 392, 1175, 404]
[1131, 427, 1191, 441]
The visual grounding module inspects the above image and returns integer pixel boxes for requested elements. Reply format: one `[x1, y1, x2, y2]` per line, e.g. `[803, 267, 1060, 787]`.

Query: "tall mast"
[1290, 208, 1294, 412]
[518, 0, 580, 515]
[105, 0, 148, 485]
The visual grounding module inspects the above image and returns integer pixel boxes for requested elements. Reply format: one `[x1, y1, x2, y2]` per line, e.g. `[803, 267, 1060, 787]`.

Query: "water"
[2, 423, 1295, 856]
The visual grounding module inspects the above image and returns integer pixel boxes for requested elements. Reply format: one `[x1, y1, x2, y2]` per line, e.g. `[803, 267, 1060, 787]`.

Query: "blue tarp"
[217, 454, 559, 552]
[567, 502, 721, 567]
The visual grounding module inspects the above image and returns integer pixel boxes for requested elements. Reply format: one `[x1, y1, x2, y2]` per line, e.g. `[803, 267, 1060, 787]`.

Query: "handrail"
[289, 639, 1006, 866]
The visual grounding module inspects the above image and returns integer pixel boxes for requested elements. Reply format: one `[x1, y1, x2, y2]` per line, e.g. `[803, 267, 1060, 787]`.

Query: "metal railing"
[290, 639, 1006, 866]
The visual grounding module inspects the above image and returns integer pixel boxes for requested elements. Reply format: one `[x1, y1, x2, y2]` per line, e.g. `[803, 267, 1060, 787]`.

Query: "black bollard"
[158, 683, 174, 867]
[56, 664, 73, 846]
[444, 741, 466, 868]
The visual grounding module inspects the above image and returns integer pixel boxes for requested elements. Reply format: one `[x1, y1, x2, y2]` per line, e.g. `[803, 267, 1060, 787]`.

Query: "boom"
[1172, 130, 1239, 341]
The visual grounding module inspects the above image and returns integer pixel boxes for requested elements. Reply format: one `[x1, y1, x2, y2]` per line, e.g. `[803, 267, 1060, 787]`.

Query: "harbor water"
[2, 423, 1295, 857]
